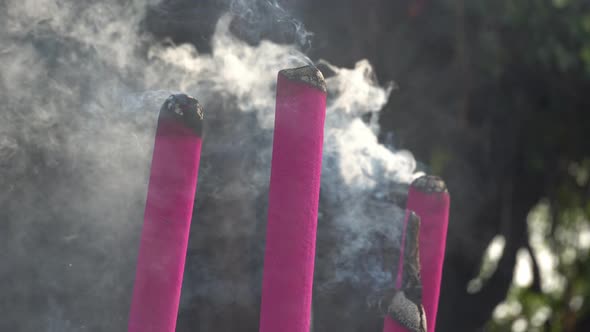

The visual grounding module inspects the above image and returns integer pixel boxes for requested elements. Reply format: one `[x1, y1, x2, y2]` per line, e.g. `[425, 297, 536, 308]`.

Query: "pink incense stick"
[383, 211, 427, 332]
[128, 94, 204, 332]
[259, 65, 327, 332]
[406, 175, 450, 332]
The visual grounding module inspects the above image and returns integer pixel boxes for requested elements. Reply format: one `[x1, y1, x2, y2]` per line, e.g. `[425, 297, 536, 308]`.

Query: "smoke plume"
[0, 0, 418, 330]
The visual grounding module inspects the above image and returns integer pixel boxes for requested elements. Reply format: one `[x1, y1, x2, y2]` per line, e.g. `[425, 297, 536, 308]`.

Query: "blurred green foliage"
[475, 1, 590, 329]
[301, 0, 590, 329]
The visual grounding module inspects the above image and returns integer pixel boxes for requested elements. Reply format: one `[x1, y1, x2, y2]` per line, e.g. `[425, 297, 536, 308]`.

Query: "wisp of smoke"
[227, 0, 314, 50]
[0, 0, 419, 330]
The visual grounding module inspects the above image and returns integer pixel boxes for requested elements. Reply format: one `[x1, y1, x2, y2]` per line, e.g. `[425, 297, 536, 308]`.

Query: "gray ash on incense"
[369, 212, 426, 332]
[387, 211, 427, 332]
[387, 291, 427, 332]
[279, 65, 327, 92]
[160, 94, 204, 136]
[402, 212, 423, 306]
[411, 175, 448, 193]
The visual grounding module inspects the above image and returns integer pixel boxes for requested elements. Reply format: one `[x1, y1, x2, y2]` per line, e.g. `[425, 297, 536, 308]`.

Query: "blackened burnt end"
[367, 211, 426, 332]
[387, 212, 426, 332]
[279, 65, 327, 92]
[402, 212, 422, 305]
[411, 175, 447, 193]
[159, 94, 204, 136]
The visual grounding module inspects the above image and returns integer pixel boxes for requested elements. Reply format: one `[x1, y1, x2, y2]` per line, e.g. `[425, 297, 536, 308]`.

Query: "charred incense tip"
[279, 65, 327, 92]
[160, 94, 204, 135]
[403, 212, 422, 301]
[369, 211, 425, 331]
[410, 175, 448, 193]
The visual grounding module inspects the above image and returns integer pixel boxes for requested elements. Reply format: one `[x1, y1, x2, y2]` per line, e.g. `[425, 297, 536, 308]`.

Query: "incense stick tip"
[410, 175, 447, 193]
[279, 65, 327, 92]
[408, 210, 419, 223]
[160, 94, 204, 135]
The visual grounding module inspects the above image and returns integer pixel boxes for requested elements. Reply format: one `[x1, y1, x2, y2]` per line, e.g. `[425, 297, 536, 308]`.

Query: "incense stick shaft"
[406, 177, 450, 332]
[128, 97, 203, 332]
[259, 67, 327, 332]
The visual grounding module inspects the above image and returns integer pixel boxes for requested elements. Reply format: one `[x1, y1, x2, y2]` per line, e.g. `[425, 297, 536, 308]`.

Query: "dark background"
[1, 0, 589, 331]
[145, 0, 590, 331]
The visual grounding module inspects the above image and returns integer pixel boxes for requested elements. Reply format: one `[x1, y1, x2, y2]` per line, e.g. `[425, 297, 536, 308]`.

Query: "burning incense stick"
[128, 94, 204, 332]
[382, 211, 427, 332]
[406, 175, 450, 332]
[259, 65, 327, 332]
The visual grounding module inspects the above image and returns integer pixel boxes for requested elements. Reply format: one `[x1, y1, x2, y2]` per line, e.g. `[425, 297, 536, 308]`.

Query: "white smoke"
[0, 0, 419, 330]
